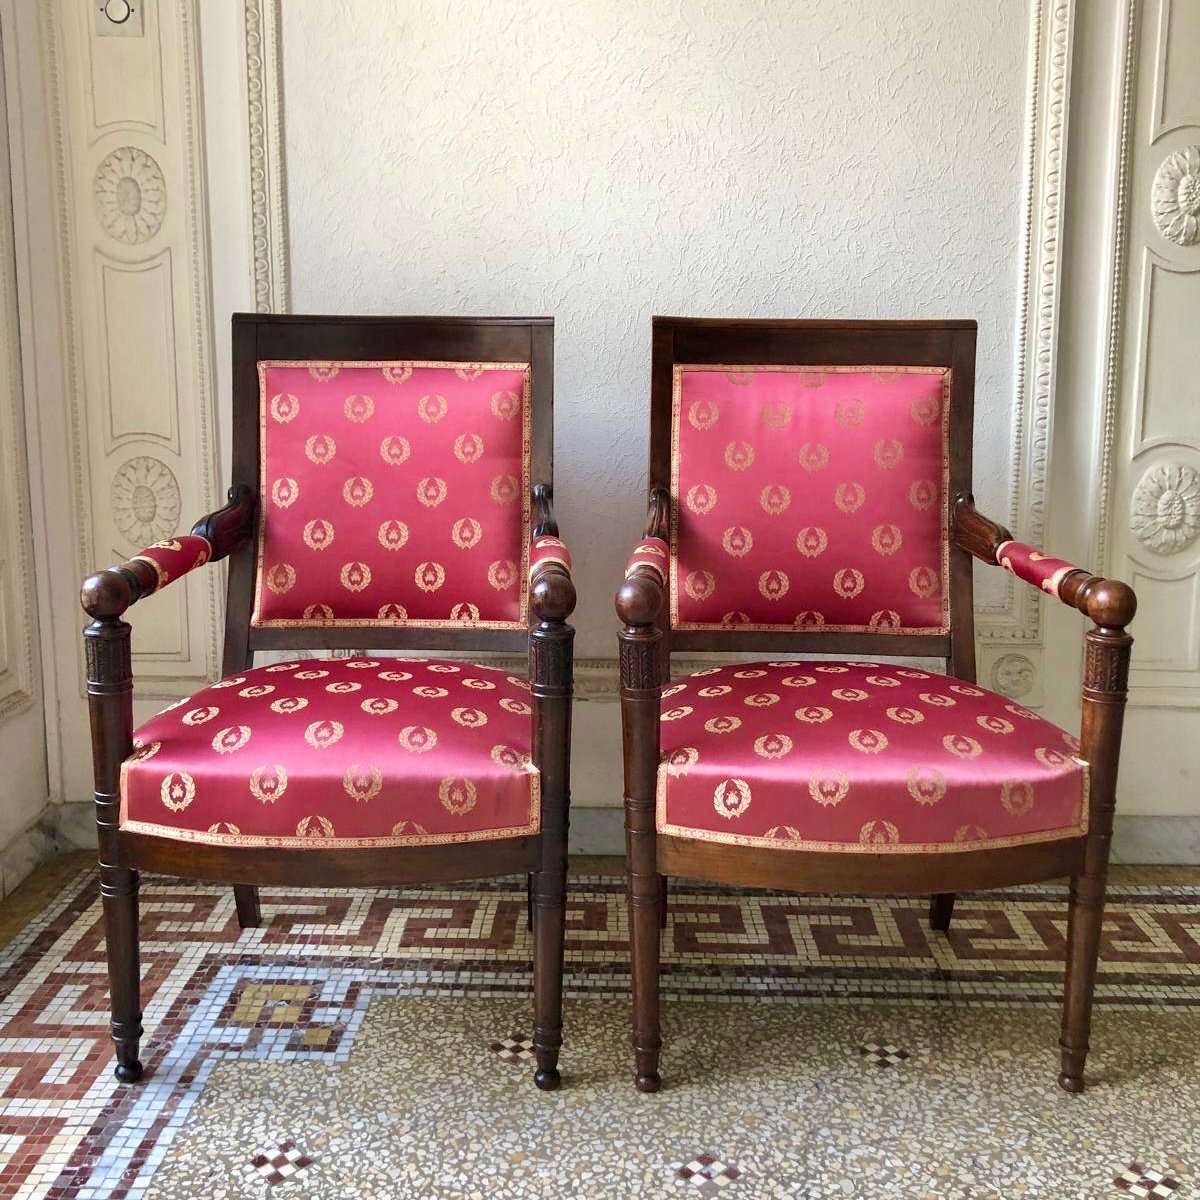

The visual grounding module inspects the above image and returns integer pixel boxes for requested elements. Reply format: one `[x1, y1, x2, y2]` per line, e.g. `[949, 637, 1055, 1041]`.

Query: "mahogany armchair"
[82, 314, 574, 1090]
[617, 317, 1135, 1094]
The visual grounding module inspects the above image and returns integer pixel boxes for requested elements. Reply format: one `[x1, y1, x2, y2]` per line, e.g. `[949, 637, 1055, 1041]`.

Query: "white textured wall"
[282, 0, 1028, 658]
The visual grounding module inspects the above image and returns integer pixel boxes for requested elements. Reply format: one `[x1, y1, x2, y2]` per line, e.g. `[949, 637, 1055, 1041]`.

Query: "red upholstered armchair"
[616, 318, 1135, 1094]
[82, 314, 574, 1090]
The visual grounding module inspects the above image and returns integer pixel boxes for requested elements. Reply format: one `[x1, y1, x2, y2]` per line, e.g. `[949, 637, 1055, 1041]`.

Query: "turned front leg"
[1059, 581, 1134, 1093]
[85, 616, 144, 1082]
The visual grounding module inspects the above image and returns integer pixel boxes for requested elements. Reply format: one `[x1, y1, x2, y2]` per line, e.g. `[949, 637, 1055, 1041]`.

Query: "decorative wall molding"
[976, 0, 1074, 663]
[1093, 0, 1140, 571]
[244, 0, 289, 313]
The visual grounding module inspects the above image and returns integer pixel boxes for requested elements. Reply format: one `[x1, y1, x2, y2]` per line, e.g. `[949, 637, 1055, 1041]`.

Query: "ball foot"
[1058, 1072, 1084, 1094]
[635, 1072, 661, 1094]
[114, 1060, 144, 1084]
[534, 1068, 560, 1092]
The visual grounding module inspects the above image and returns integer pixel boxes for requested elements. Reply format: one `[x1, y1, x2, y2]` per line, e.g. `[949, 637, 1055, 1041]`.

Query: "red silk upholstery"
[120, 659, 539, 848]
[625, 537, 669, 583]
[657, 662, 1087, 852]
[997, 540, 1085, 602]
[253, 361, 531, 629]
[671, 367, 949, 633]
[529, 535, 572, 581]
[129, 535, 212, 591]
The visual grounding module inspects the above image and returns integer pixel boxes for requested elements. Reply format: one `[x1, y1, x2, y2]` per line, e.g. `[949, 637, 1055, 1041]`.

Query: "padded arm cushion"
[996, 540, 1087, 602]
[624, 537, 669, 583]
[128, 535, 213, 593]
[529, 534, 572, 582]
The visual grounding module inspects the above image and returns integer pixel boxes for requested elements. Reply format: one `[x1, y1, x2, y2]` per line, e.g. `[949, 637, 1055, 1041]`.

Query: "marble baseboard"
[1111, 815, 1200, 865]
[45, 801, 1200, 865]
[566, 810, 1200, 864]
[0, 815, 59, 898]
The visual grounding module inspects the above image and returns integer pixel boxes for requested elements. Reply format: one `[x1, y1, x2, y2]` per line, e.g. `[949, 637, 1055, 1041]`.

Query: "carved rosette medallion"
[111, 456, 182, 547]
[94, 146, 167, 244]
[1151, 146, 1200, 246]
[990, 653, 1035, 699]
[1131, 462, 1200, 554]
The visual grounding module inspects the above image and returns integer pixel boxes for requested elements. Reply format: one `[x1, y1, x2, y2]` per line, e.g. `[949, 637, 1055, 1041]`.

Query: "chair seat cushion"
[657, 661, 1087, 853]
[120, 659, 539, 849]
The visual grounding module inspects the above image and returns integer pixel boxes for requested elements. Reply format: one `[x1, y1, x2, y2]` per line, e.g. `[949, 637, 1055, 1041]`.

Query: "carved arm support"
[81, 484, 256, 621]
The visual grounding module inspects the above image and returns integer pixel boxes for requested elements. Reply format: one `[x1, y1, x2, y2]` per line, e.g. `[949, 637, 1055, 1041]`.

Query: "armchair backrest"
[650, 318, 977, 673]
[225, 315, 553, 670]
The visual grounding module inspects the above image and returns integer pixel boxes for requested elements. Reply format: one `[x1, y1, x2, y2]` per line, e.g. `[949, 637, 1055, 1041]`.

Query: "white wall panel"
[279, 0, 1036, 663]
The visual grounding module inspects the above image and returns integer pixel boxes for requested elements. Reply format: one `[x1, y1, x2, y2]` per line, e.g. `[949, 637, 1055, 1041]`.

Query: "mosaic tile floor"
[0, 863, 1197, 1198]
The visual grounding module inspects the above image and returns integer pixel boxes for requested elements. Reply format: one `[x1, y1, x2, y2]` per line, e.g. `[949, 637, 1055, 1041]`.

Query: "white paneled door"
[0, 38, 48, 886]
[1099, 0, 1200, 824]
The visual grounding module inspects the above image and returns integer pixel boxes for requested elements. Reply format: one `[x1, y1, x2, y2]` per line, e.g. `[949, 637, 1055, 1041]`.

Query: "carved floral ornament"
[93, 146, 167, 245]
[1151, 146, 1200, 246]
[1131, 462, 1200, 555]
[111, 456, 182, 548]
[990, 653, 1035, 700]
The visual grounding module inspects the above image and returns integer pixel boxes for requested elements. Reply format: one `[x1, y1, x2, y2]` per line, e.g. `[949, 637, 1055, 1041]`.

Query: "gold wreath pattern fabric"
[655, 662, 1087, 853]
[119, 659, 539, 849]
[670, 366, 950, 632]
[253, 362, 532, 629]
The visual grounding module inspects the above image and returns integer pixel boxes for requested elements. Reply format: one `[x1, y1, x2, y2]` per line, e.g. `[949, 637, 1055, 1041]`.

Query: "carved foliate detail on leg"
[620, 634, 662, 692]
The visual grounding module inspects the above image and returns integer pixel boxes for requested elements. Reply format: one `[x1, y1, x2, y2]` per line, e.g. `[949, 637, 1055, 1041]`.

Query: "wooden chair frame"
[616, 317, 1135, 1094]
[82, 314, 575, 1090]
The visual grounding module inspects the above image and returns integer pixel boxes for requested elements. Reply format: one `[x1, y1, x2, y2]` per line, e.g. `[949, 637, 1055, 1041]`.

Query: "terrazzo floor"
[0, 858, 1196, 1198]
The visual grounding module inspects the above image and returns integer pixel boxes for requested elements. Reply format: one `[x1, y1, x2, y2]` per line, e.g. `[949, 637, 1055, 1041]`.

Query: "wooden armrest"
[81, 485, 255, 621]
[191, 483, 256, 558]
[952, 495, 1135, 629]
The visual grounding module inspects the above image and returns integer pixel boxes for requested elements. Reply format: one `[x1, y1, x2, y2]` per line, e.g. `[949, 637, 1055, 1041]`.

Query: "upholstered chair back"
[225, 315, 553, 662]
[648, 318, 977, 663]
[253, 361, 531, 630]
[670, 365, 948, 634]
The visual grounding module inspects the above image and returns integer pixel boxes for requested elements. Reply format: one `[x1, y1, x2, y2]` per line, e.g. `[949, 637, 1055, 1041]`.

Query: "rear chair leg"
[233, 885, 261, 928]
[929, 892, 955, 932]
[101, 866, 143, 1082]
